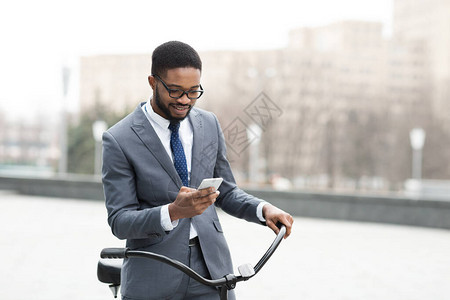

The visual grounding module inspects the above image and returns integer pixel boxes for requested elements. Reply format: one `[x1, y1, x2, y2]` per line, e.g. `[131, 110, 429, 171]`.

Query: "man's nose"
[176, 93, 191, 105]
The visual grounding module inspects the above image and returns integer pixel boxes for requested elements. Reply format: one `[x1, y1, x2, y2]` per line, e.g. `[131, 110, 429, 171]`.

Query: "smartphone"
[197, 178, 223, 190]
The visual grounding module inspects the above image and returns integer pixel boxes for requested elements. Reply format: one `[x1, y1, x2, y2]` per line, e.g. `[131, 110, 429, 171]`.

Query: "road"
[1, 190, 449, 299]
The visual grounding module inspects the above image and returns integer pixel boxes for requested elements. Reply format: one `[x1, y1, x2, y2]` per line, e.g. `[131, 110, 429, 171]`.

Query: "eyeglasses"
[153, 74, 204, 100]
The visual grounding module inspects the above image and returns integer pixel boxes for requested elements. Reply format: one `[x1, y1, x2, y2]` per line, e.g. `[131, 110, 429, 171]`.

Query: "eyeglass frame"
[152, 74, 204, 100]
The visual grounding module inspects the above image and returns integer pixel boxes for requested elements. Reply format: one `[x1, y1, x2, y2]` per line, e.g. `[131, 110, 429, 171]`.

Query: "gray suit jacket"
[102, 103, 264, 299]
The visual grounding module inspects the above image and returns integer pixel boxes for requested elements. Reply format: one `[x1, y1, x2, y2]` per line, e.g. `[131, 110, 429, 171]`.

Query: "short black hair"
[151, 41, 202, 77]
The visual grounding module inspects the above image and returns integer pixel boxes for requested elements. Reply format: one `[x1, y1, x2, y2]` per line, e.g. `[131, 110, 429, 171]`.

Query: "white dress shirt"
[142, 99, 266, 239]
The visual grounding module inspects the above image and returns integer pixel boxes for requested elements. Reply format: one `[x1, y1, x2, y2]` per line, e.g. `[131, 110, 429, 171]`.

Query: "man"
[102, 41, 293, 300]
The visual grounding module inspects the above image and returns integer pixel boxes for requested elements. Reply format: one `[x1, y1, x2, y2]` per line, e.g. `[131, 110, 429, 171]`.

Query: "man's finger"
[198, 190, 219, 202]
[198, 187, 216, 197]
[180, 186, 196, 192]
[192, 187, 216, 198]
[266, 219, 280, 235]
[279, 216, 293, 238]
[284, 223, 291, 238]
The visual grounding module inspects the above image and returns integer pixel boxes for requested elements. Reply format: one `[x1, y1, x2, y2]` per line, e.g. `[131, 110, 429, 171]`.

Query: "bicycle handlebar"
[100, 247, 128, 259]
[100, 224, 286, 289]
[253, 223, 286, 277]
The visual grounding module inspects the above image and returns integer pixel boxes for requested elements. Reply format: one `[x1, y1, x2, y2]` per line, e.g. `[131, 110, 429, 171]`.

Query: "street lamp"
[247, 123, 262, 186]
[92, 120, 107, 176]
[58, 65, 70, 175]
[409, 128, 426, 180]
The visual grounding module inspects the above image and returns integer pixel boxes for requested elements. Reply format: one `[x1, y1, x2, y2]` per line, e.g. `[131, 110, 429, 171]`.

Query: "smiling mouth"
[171, 104, 191, 111]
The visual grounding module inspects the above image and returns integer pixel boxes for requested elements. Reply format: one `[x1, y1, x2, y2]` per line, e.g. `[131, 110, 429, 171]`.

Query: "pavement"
[1, 190, 449, 300]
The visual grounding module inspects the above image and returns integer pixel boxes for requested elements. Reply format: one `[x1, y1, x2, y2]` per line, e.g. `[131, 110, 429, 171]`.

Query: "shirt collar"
[146, 97, 187, 130]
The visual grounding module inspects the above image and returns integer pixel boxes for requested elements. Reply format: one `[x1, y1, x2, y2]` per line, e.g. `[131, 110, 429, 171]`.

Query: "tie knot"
[168, 121, 180, 133]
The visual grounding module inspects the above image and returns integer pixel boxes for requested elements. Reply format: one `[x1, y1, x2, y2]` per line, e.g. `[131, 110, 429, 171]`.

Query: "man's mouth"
[171, 104, 190, 111]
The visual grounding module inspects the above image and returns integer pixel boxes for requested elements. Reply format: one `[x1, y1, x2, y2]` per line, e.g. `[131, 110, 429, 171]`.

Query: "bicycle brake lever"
[238, 263, 255, 278]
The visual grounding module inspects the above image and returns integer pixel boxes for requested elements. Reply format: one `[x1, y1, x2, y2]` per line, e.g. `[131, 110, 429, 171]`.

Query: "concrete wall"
[246, 189, 450, 230]
[0, 175, 104, 200]
[1, 175, 449, 230]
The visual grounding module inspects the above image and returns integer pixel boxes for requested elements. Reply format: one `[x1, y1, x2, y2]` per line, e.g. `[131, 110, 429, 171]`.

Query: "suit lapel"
[189, 108, 204, 188]
[130, 104, 183, 188]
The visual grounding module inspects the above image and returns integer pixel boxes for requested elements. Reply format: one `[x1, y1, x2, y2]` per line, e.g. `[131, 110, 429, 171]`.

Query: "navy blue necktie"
[168, 121, 189, 187]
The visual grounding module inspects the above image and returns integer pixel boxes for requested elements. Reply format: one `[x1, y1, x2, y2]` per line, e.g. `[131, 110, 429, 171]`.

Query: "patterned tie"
[168, 121, 189, 187]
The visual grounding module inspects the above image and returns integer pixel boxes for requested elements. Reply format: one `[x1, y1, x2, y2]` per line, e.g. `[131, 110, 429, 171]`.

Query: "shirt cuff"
[256, 202, 268, 222]
[161, 204, 179, 231]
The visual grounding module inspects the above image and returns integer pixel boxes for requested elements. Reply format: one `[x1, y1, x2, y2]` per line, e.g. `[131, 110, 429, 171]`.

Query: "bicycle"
[97, 224, 286, 300]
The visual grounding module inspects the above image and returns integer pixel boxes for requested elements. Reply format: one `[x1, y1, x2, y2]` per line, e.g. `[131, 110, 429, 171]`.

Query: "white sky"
[0, 0, 392, 122]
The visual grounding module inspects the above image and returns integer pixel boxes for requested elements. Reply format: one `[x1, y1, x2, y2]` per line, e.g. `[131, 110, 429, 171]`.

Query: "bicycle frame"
[99, 224, 286, 300]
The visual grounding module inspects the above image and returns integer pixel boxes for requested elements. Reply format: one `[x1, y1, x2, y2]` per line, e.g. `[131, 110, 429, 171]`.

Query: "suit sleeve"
[102, 130, 167, 239]
[212, 115, 266, 225]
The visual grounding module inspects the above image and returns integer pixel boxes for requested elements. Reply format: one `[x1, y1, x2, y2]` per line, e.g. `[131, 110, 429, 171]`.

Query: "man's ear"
[148, 75, 156, 90]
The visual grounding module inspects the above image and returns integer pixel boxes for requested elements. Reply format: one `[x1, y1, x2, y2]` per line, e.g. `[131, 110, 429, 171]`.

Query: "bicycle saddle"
[97, 258, 122, 285]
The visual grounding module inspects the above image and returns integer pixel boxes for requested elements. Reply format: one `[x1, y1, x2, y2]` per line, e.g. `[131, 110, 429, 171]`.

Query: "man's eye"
[169, 89, 184, 97]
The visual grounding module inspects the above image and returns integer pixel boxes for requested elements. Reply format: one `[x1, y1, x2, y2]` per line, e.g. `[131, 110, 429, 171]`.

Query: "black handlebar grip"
[100, 248, 128, 259]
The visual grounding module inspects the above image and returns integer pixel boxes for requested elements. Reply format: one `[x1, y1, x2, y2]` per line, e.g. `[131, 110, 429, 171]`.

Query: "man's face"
[149, 67, 201, 121]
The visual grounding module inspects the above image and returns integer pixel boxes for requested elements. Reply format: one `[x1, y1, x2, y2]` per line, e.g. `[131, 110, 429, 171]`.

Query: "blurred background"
[1, 1, 450, 299]
[1, 0, 449, 198]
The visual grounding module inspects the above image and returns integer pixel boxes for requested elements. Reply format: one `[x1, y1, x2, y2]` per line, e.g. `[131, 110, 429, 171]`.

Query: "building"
[0, 111, 59, 175]
[78, 10, 450, 189]
[393, 0, 450, 125]
[79, 54, 151, 114]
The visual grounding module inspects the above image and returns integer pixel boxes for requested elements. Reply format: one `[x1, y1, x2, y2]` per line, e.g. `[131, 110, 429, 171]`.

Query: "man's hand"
[262, 203, 294, 239]
[168, 186, 219, 221]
